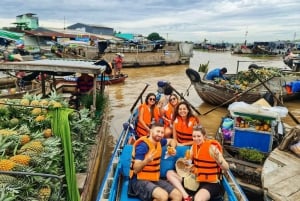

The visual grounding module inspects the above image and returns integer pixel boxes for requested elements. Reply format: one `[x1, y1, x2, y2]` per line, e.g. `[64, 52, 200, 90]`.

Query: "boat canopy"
[0, 59, 105, 74]
[0, 29, 24, 41]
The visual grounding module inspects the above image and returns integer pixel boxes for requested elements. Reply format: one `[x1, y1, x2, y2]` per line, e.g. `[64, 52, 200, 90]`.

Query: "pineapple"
[19, 140, 43, 154]
[39, 99, 49, 107]
[31, 108, 42, 116]
[0, 128, 17, 136]
[38, 185, 51, 201]
[43, 129, 52, 138]
[35, 115, 45, 122]
[0, 174, 16, 183]
[20, 134, 31, 145]
[30, 100, 40, 106]
[10, 155, 31, 166]
[0, 159, 16, 171]
[20, 98, 30, 106]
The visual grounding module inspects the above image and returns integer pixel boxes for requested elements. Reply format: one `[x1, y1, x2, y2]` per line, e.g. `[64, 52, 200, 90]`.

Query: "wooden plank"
[262, 148, 300, 201]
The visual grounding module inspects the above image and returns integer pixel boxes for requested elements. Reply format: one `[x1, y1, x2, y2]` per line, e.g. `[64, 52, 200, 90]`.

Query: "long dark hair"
[144, 92, 156, 119]
[173, 101, 198, 125]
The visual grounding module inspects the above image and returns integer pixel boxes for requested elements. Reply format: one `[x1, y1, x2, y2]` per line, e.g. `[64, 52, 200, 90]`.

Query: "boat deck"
[262, 148, 300, 201]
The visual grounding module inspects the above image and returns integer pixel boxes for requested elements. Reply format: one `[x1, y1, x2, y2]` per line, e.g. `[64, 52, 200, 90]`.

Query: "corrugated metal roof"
[0, 59, 106, 74]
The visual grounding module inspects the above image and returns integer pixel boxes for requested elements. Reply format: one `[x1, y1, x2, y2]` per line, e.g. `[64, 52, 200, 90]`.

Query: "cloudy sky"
[0, 0, 299, 43]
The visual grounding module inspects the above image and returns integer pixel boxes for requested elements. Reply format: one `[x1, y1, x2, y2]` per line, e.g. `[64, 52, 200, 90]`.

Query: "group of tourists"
[130, 91, 229, 201]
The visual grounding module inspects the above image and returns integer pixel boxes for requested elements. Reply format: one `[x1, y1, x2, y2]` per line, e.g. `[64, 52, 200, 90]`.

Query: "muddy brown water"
[94, 51, 300, 201]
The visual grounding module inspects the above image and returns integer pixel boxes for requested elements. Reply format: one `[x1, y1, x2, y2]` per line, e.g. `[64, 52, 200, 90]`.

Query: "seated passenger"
[136, 93, 157, 138]
[205, 67, 227, 81]
[167, 125, 229, 201]
[128, 122, 182, 201]
[173, 102, 200, 146]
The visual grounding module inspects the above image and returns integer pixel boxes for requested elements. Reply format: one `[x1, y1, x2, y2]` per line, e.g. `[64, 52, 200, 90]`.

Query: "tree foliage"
[147, 32, 165, 41]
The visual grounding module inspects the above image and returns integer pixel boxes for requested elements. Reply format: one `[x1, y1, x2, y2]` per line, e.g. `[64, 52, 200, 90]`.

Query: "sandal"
[183, 196, 193, 201]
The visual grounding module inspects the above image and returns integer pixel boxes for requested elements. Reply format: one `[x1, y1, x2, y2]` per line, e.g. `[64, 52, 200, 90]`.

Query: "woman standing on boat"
[161, 93, 179, 138]
[167, 126, 229, 201]
[113, 53, 123, 78]
[136, 93, 157, 138]
[172, 102, 199, 146]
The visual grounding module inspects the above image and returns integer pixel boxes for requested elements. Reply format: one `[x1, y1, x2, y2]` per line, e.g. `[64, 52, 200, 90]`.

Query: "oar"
[250, 69, 300, 124]
[202, 76, 276, 115]
[183, 83, 192, 97]
[166, 83, 201, 115]
[130, 83, 150, 113]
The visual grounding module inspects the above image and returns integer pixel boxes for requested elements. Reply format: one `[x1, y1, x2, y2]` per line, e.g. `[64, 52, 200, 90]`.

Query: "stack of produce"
[0, 91, 104, 201]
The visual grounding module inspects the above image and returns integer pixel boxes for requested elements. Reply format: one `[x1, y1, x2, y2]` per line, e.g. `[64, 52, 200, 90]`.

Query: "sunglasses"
[170, 97, 176, 101]
[149, 98, 156, 101]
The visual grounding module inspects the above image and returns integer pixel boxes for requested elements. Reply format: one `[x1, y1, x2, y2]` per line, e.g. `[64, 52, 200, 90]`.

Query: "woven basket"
[183, 173, 200, 191]
[175, 158, 190, 178]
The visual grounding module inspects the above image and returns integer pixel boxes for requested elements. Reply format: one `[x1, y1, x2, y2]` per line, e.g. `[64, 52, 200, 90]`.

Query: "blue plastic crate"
[232, 128, 273, 153]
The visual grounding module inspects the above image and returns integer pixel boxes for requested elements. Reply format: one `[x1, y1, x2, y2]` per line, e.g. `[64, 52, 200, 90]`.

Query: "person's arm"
[133, 144, 156, 174]
[209, 145, 229, 171]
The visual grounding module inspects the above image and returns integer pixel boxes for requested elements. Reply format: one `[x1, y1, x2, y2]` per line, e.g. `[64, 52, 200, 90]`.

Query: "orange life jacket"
[153, 105, 162, 123]
[174, 116, 198, 143]
[129, 136, 161, 181]
[136, 103, 152, 137]
[163, 103, 174, 127]
[192, 140, 222, 182]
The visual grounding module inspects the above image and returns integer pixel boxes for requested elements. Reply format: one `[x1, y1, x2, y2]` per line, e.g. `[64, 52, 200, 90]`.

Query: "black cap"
[221, 67, 227, 73]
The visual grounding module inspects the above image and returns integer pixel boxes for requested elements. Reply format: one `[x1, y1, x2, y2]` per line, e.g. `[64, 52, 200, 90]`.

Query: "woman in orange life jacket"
[161, 93, 179, 138]
[136, 93, 157, 138]
[172, 101, 200, 146]
[167, 125, 229, 201]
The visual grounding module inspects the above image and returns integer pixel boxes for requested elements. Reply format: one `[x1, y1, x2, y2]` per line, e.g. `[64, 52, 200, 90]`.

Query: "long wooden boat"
[96, 85, 249, 201]
[262, 126, 300, 201]
[186, 68, 300, 106]
[216, 100, 288, 197]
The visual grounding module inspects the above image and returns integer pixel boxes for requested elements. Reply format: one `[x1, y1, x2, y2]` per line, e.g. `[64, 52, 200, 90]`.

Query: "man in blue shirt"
[205, 67, 227, 80]
[129, 122, 181, 201]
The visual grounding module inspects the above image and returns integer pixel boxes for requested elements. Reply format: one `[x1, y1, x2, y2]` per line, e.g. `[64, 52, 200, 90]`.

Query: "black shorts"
[184, 181, 224, 198]
[130, 179, 175, 201]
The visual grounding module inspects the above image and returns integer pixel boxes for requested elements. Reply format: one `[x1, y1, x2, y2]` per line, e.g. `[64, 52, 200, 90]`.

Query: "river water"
[97, 50, 300, 201]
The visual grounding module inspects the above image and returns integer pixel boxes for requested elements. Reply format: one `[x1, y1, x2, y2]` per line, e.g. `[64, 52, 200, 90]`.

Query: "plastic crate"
[232, 128, 273, 153]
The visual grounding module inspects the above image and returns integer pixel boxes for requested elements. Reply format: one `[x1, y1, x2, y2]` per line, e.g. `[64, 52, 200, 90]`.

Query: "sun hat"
[175, 158, 190, 178]
[183, 174, 199, 191]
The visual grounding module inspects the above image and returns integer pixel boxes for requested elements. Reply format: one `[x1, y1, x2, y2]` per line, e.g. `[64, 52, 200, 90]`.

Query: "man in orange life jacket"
[129, 122, 182, 201]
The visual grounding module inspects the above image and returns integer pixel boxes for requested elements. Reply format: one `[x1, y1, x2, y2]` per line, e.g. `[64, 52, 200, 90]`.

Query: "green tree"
[147, 32, 165, 41]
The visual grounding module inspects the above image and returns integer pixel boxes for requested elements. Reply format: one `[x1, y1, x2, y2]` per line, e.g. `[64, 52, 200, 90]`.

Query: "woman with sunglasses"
[161, 93, 179, 138]
[136, 93, 157, 138]
[172, 101, 200, 146]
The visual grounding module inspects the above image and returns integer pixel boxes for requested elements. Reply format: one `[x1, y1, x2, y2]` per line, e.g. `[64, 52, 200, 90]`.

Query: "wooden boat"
[96, 84, 249, 201]
[185, 68, 300, 106]
[216, 100, 288, 197]
[262, 126, 300, 201]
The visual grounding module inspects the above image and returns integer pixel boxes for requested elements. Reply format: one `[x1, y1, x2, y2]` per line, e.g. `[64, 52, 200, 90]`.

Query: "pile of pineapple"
[0, 91, 101, 200]
[214, 68, 282, 91]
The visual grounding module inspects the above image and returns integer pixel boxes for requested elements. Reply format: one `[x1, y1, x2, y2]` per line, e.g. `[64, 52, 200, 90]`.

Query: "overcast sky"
[0, 0, 299, 43]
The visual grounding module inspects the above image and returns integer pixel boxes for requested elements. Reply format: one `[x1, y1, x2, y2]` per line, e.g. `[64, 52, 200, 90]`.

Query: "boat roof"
[0, 59, 105, 74]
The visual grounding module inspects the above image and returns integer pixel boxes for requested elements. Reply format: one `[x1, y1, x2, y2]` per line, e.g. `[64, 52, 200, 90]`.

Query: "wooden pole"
[167, 83, 201, 115]
[251, 69, 300, 124]
[130, 83, 150, 113]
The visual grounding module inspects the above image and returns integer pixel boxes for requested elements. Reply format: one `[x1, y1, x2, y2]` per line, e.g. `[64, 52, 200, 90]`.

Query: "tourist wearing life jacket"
[161, 93, 179, 138]
[173, 101, 199, 146]
[129, 122, 181, 201]
[167, 125, 229, 201]
[136, 93, 156, 138]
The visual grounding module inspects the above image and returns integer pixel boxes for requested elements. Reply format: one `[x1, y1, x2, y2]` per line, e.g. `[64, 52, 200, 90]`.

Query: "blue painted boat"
[96, 85, 249, 201]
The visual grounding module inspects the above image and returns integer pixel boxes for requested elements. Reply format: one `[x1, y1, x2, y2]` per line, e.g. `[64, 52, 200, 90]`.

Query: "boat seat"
[119, 144, 190, 201]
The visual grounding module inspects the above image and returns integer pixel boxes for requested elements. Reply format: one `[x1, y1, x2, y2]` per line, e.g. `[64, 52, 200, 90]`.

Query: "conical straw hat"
[183, 173, 200, 191]
[175, 158, 190, 178]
